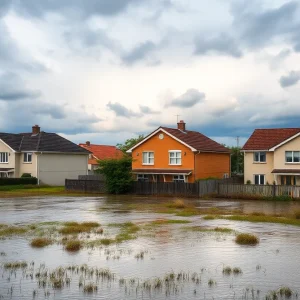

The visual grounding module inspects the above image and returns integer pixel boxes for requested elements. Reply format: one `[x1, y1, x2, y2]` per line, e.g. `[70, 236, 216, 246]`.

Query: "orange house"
[127, 121, 230, 183]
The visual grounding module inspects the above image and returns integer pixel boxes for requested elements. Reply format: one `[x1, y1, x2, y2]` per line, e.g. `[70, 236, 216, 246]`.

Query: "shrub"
[96, 157, 133, 194]
[21, 173, 32, 178]
[235, 233, 259, 245]
[0, 177, 37, 186]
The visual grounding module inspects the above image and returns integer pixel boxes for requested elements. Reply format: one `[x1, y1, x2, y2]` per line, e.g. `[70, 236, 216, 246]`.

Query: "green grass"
[150, 219, 191, 225]
[59, 222, 100, 234]
[184, 226, 233, 233]
[235, 233, 259, 245]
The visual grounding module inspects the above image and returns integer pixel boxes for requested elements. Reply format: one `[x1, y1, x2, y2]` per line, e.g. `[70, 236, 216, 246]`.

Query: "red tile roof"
[161, 127, 230, 153]
[79, 143, 123, 165]
[242, 128, 300, 151]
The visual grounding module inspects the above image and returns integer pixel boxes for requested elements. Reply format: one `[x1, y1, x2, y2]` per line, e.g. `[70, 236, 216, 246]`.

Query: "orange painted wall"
[194, 152, 230, 180]
[132, 130, 194, 182]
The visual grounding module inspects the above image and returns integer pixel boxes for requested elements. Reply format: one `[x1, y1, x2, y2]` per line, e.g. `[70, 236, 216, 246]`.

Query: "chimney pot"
[177, 120, 186, 131]
[32, 125, 40, 135]
[86, 141, 90, 146]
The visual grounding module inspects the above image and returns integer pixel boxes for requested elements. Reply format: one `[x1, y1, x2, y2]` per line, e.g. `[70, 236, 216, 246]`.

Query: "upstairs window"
[253, 152, 266, 163]
[0, 152, 8, 163]
[285, 151, 300, 163]
[169, 151, 181, 165]
[24, 152, 32, 163]
[142, 152, 154, 165]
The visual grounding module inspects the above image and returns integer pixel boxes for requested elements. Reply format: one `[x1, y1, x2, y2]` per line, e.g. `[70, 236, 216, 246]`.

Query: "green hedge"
[0, 177, 38, 186]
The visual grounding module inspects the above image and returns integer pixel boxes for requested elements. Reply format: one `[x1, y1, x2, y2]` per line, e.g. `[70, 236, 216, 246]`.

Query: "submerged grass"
[150, 219, 191, 225]
[65, 240, 82, 252]
[4, 261, 28, 269]
[30, 237, 52, 248]
[235, 233, 259, 245]
[59, 222, 100, 234]
[184, 226, 233, 233]
[0, 225, 27, 236]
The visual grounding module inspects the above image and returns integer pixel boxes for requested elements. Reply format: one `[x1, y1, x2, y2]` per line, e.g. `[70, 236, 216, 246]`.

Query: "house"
[242, 128, 300, 185]
[126, 120, 230, 183]
[0, 125, 90, 185]
[79, 141, 123, 173]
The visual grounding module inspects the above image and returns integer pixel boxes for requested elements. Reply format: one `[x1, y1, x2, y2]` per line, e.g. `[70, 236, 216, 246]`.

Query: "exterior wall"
[244, 151, 274, 184]
[17, 153, 37, 177]
[132, 130, 194, 182]
[274, 137, 300, 170]
[38, 153, 88, 185]
[0, 141, 16, 175]
[194, 152, 230, 180]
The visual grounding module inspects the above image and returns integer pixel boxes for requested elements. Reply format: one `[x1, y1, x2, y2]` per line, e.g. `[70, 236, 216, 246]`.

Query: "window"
[253, 152, 266, 163]
[173, 175, 185, 182]
[142, 152, 154, 165]
[169, 151, 181, 165]
[254, 174, 265, 185]
[137, 174, 149, 182]
[0, 152, 8, 163]
[285, 151, 300, 163]
[24, 152, 32, 163]
[223, 173, 229, 179]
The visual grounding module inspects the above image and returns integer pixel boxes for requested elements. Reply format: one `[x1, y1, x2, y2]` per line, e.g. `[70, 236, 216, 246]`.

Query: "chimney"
[32, 125, 40, 135]
[86, 141, 90, 146]
[177, 120, 186, 131]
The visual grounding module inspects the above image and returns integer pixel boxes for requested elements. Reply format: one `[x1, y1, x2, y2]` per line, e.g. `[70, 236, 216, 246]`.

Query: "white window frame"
[254, 174, 265, 185]
[142, 152, 154, 165]
[173, 175, 185, 182]
[0, 152, 8, 163]
[285, 151, 300, 163]
[137, 174, 149, 182]
[253, 152, 266, 163]
[23, 152, 33, 163]
[169, 150, 182, 165]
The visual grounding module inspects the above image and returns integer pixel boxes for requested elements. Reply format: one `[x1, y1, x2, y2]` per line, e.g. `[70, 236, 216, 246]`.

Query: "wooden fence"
[218, 183, 300, 198]
[65, 179, 106, 193]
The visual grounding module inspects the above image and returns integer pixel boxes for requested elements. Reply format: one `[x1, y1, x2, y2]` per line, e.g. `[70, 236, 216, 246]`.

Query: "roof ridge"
[18, 136, 24, 151]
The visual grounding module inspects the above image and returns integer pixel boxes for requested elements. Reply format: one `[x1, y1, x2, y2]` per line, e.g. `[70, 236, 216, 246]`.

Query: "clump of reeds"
[134, 251, 145, 260]
[65, 240, 82, 252]
[30, 238, 52, 248]
[235, 233, 259, 245]
[233, 267, 242, 274]
[222, 266, 232, 275]
[100, 238, 114, 246]
[278, 286, 292, 297]
[0, 226, 27, 236]
[208, 279, 216, 286]
[59, 221, 100, 234]
[4, 261, 28, 269]
[169, 199, 186, 209]
[214, 227, 233, 233]
[83, 283, 98, 293]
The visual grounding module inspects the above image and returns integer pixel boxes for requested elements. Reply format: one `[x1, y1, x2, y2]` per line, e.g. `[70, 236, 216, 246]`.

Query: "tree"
[96, 157, 133, 194]
[117, 135, 144, 154]
[230, 146, 244, 174]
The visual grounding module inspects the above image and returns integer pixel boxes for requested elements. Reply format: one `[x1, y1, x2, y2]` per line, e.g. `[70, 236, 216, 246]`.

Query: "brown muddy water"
[1, 196, 300, 299]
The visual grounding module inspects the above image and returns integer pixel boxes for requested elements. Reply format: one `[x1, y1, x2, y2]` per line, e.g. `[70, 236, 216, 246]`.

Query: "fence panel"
[65, 179, 106, 193]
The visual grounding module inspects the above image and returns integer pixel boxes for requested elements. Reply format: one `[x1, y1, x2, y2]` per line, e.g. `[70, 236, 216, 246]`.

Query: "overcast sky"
[1, 0, 300, 147]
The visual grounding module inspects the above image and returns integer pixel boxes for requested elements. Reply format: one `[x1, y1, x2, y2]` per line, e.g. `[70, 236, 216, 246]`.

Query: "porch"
[132, 169, 192, 183]
[272, 169, 300, 185]
[0, 168, 15, 178]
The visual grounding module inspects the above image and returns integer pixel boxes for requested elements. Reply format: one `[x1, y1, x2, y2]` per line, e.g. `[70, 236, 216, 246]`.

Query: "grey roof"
[0, 132, 90, 154]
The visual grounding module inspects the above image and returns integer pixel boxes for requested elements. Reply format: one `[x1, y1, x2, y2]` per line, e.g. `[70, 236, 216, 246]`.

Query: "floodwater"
[1, 196, 300, 299]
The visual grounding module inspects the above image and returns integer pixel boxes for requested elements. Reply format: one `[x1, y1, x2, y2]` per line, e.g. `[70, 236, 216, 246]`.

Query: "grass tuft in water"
[100, 238, 114, 246]
[235, 233, 259, 245]
[222, 266, 232, 275]
[59, 221, 100, 235]
[83, 283, 98, 293]
[0, 226, 27, 236]
[168, 199, 186, 209]
[278, 286, 292, 298]
[65, 240, 82, 252]
[30, 238, 52, 248]
[4, 261, 28, 269]
[208, 279, 216, 287]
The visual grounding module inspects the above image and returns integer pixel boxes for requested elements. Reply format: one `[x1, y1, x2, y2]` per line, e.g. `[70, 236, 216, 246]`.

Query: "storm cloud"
[166, 89, 205, 108]
[279, 70, 300, 88]
[107, 102, 142, 118]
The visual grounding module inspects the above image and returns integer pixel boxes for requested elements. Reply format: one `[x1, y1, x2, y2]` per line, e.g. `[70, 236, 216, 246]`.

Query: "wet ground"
[1, 195, 300, 299]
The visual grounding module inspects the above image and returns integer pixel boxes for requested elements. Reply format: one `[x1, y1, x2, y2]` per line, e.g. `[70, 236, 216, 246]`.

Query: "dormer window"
[253, 152, 266, 163]
[24, 153, 32, 163]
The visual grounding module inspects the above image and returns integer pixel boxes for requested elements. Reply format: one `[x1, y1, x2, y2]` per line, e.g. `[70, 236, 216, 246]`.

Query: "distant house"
[79, 141, 123, 173]
[242, 128, 300, 185]
[126, 120, 230, 183]
[0, 125, 90, 185]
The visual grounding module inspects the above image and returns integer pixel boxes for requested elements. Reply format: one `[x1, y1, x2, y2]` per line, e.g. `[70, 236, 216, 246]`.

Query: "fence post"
[272, 183, 276, 198]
